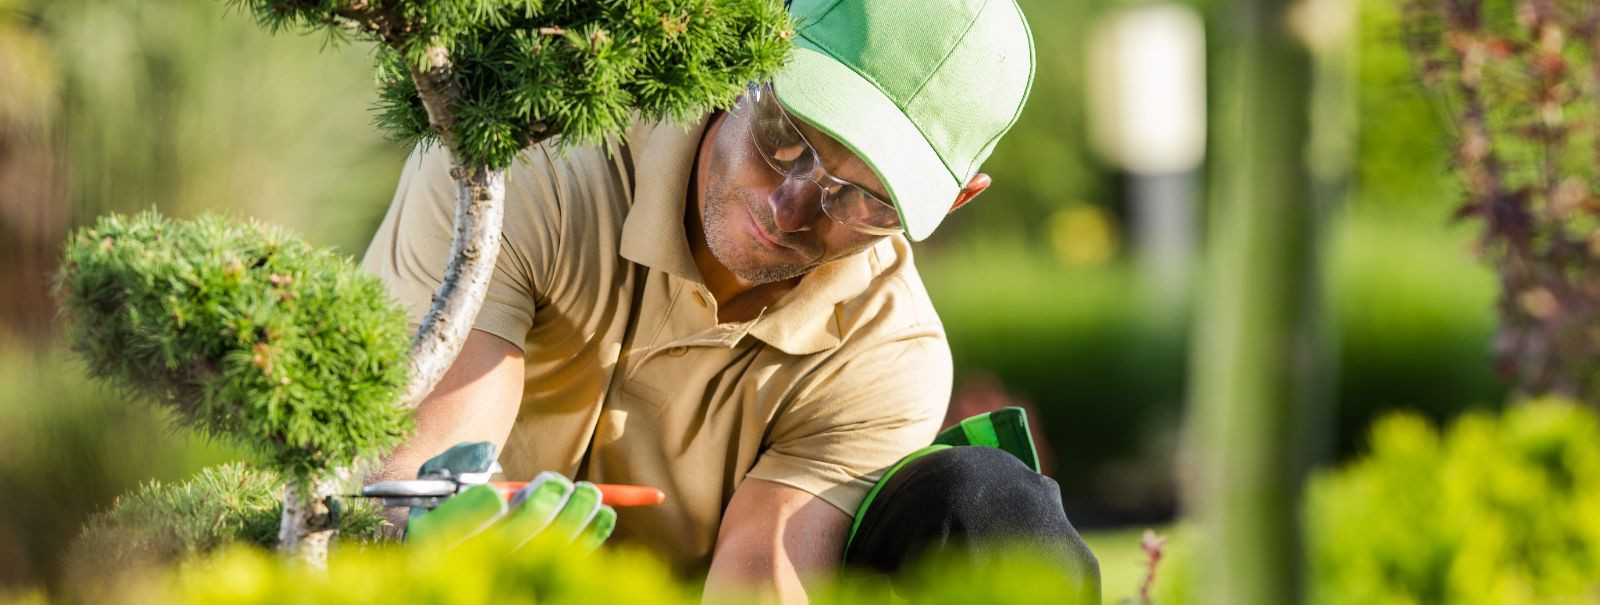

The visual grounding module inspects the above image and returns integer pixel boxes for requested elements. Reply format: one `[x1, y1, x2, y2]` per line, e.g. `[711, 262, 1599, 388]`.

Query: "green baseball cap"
[771, 0, 1036, 242]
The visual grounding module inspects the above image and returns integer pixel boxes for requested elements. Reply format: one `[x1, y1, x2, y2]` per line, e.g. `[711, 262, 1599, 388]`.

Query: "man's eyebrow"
[853, 176, 892, 204]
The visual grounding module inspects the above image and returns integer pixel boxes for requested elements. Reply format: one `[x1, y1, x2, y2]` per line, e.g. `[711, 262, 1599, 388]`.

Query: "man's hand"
[370, 329, 524, 529]
[404, 442, 617, 554]
[407, 474, 618, 553]
[703, 478, 851, 604]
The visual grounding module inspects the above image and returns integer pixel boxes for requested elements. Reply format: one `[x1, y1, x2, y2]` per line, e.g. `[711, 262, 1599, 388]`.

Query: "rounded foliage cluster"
[236, 0, 793, 170]
[1307, 400, 1600, 605]
[377, 0, 792, 168]
[67, 463, 387, 579]
[55, 211, 413, 478]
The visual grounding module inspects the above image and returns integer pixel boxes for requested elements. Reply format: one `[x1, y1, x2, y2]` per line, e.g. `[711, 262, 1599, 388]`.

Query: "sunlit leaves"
[55, 212, 414, 481]
[1307, 400, 1600, 604]
[67, 463, 388, 574]
[232, 0, 793, 169]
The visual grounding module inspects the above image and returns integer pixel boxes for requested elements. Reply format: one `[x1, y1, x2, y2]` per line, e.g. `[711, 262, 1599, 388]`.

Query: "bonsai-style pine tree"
[57, 213, 415, 564]
[57, 0, 791, 565]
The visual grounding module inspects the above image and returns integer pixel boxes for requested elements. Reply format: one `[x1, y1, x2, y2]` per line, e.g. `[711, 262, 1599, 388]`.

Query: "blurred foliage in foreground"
[1081, 400, 1600, 604]
[36, 399, 1598, 605]
[41, 531, 1095, 605]
[1307, 399, 1600, 604]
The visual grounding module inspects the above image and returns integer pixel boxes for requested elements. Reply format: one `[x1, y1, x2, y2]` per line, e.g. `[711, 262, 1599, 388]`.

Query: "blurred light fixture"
[1086, 5, 1206, 302]
[1086, 4, 1207, 175]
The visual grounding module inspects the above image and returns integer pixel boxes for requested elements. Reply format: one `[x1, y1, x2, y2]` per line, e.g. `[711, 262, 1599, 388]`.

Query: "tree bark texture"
[1184, 0, 1320, 602]
[399, 164, 506, 408]
[277, 472, 345, 566]
[397, 44, 508, 409]
[278, 42, 508, 562]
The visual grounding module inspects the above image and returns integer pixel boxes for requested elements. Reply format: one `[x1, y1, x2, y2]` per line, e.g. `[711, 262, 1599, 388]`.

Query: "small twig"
[1139, 529, 1168, 605]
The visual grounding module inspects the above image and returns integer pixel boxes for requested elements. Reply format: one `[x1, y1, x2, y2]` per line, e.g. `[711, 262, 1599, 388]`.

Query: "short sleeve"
[360, 143, 561, 351]
[745, 333, 953, 516]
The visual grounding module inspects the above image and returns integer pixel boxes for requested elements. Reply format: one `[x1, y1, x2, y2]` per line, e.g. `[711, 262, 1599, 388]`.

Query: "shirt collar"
[619, 115, 877, 356]
[618, 117, 706, 282]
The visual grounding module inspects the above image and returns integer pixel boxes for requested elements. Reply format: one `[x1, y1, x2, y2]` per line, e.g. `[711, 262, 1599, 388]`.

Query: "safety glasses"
[741, 84, 903, 236]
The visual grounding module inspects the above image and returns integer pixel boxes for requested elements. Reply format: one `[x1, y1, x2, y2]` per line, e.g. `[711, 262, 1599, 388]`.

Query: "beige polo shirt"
[361, 115, 952, 573]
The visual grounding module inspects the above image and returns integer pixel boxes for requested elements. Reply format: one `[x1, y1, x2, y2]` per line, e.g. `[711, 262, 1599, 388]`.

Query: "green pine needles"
[67, 463, 388, 576]
[229, 0, 793, 169]
[55, 211, 413, 481]
[53, 0, 797, 564]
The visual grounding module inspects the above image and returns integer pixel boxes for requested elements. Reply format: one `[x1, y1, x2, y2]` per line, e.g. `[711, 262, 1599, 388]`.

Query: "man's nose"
[769, 178, 823, 233]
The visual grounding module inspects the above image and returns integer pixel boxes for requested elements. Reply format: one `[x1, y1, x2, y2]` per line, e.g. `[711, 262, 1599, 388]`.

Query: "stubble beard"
[701, 177, 820, 284]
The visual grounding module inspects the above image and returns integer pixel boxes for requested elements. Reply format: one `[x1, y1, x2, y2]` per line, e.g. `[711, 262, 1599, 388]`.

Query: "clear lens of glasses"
[744, 86, 903, 236]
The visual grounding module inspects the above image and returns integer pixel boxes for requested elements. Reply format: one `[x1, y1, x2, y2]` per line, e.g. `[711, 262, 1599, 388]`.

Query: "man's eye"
[772, 143, 805, 164]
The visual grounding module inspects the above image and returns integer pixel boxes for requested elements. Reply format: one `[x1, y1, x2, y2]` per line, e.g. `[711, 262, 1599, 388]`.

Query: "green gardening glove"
[404, 442, 617, 554]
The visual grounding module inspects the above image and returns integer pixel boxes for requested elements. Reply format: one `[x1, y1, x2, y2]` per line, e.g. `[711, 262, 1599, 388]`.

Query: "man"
[361, 0, 1097, 600]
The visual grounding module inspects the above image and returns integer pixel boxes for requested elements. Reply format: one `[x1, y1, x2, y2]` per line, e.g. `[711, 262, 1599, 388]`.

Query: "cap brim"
[771, 47, 958, 242]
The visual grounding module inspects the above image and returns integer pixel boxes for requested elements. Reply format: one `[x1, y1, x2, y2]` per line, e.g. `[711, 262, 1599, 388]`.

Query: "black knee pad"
[845, 446, 1100, 595]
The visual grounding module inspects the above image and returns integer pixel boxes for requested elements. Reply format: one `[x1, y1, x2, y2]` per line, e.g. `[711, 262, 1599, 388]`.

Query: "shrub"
[1306, 399, 1600, 604]
[55, 211, 413, 480]
[1398, 0, 1600, 402]
[65, 463, 387, 578]
[72, 536, 1097, 605]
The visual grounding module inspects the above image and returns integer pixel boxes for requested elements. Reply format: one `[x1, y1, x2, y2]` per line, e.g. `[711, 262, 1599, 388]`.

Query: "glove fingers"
[405, 485, 506, 548]
[572, 505, 617, 554]
[546, 481, 604, 544]
[501, 472, 575, 551]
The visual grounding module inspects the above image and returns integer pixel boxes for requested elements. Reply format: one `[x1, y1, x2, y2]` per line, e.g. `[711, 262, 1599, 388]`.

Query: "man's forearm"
[366, 328, 527, 528]
[704, 478, 851, 604]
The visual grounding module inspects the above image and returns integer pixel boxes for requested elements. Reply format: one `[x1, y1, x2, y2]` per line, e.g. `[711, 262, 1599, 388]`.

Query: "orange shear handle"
[489, 481, 665, 508]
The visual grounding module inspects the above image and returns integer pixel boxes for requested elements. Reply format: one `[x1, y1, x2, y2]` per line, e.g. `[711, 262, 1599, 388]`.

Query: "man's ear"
[949, 173, 991, 214]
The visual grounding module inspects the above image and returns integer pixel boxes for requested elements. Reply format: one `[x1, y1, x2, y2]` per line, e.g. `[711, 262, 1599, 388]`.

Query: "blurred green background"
[0, 0, 1505, 593]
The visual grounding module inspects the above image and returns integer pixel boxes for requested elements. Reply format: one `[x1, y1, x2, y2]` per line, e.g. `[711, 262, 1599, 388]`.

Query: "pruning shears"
[359, 461, 666, 510]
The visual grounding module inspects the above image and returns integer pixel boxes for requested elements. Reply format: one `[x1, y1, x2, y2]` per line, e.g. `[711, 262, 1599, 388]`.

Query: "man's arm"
[369, 328, 525, 486]
[703, 477, 852, 604]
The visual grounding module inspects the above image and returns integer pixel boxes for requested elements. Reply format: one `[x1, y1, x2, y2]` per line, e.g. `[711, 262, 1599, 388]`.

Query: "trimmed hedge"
[1307, 400, 1600, 604]
[55, 211, 413, 480]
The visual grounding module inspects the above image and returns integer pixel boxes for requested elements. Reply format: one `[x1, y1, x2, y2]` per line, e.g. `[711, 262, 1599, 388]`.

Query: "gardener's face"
[696, 95, 891, 284]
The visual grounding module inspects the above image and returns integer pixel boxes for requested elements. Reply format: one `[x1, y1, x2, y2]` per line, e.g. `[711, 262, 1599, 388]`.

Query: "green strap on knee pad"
[843, 443, 951, 558]
[931, 406, 1041, 473]
[843, 406, 1042, 560]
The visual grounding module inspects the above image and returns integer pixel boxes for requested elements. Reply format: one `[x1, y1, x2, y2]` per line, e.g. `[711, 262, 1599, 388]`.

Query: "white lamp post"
[1086, 4, 1207, 302]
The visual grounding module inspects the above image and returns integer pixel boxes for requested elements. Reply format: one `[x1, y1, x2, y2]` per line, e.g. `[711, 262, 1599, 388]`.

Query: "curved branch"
[400, 165, 505, 408]
[398, 44, 506, 409]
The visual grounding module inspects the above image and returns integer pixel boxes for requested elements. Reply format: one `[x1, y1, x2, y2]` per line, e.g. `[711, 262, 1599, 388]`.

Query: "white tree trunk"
[399, 166, 506, 408]
[395, 44, 509, 410]
[277, 472, 346, 567]
[276, 42, 509, 564]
